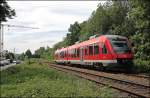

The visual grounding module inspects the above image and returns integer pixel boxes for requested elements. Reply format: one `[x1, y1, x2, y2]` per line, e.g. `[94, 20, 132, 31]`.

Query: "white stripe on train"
[55, 59, 117, 66]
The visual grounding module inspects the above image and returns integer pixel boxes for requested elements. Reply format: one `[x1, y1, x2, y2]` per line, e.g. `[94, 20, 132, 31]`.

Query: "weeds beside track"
[48, 63, 150, 98]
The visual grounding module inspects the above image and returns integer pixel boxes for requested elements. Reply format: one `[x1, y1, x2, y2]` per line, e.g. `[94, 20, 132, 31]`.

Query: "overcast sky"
[4, 1, 105, 54]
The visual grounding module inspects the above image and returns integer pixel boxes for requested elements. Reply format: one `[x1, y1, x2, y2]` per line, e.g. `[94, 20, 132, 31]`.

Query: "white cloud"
[3, 1, 105, 53]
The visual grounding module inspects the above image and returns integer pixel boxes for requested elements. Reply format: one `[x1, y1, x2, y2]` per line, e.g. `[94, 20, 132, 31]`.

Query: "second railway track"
[47, 63, 150, 98]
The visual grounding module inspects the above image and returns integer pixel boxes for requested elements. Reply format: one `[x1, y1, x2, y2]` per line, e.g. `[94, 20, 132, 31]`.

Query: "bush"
[133, 59, 150, 73]
[1, 59, 114, 97]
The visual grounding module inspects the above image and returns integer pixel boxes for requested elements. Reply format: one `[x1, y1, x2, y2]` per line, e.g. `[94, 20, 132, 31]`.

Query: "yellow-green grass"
[1, 59, 114, 97]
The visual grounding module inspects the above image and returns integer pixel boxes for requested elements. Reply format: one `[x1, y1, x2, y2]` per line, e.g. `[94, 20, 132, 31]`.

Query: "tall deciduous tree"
[128, 0, 150, 60]
[68, 21, 81, 45]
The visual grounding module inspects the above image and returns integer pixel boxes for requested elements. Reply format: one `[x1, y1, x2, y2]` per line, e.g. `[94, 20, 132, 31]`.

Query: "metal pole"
[1, 24, 4, 59]
[0, 22, 2, 60]
[14, 48, 16, 60]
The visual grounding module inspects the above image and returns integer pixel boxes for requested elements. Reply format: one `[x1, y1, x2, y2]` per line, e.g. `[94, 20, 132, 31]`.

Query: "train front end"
[106, 35, 134, 70]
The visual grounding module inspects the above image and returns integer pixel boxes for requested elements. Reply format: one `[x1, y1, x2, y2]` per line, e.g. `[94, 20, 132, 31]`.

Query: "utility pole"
[13, 48, 15, 60]
[0, 22, 4, 60]
[0, 24, 39, 60]
[0, 22, 1, 60]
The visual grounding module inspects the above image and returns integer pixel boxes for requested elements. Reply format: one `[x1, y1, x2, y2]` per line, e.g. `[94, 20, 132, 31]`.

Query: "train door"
[102, 44, 108, 59]
[101, 42, 113, 65]
[80, 47, 84, 61]
[93, 43, 100, 60]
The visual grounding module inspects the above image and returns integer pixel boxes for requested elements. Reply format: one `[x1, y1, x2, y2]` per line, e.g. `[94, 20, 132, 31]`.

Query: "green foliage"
[34, 47, 54, 61]
[128, 0, 150, 60]
[0, 59, 114, 97]
[68, 21, 81, 45]
[0, 0, 16, 22]
[18, 53, 25, 61]
[134, 59, 150, 73]
[5, 52, 15, 62]
[25, 49, 32, 58]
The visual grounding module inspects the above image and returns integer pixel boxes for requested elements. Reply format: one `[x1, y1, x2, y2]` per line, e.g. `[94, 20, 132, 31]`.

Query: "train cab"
[106, 35, 133, 61]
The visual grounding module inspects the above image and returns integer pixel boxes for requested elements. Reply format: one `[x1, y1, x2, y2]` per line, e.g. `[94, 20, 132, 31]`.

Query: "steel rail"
[50, 63, 149, 87]
[125, 74, 150, 79]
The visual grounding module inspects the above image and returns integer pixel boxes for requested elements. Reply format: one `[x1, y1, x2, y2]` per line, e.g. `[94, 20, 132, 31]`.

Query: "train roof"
[105, 35, 127, 39]
[68, 35, 106, 49]
[55, 47, 68, 53]
[55, 35, 128, 52]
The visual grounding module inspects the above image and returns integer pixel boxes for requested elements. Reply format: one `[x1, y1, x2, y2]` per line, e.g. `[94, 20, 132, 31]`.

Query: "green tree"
[5, 52, 14, 63]
[68, 21, 81, 45]
[35, 47, 45, 56]
[18, 53, 25, 60]
[25, 49, 32, 64]
[25, 49, 32, 58]
[0, 0, 16, 22]
[128, 0, 150, 60]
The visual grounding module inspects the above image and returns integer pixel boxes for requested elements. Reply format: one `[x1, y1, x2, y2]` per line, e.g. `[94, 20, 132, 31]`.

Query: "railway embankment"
[48, 63, 150, 98]
[1, 59, 115, 97]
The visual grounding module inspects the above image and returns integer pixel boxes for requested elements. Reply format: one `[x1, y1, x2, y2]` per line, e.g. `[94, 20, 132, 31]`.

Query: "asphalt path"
[0, 63, 16, 71]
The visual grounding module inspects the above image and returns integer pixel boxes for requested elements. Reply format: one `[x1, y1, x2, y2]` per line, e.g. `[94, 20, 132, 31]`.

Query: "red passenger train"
[54, 35, 133, 70]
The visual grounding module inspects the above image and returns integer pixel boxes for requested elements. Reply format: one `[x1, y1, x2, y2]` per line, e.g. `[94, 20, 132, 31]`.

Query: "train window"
[63, 52, 65, 58]
[68, 50, 70, 57]
[62, 52, 64, 58]
[71, 50, 74, 58]
[74, 49, 76, 58]
[73, 49, 76, 58]
[77, 48, 80, 57]
[85, 47, 88, 55]
[65, 51, 67, 57]
[66, 51, 67, 57]
[69, 50, 71, 57]
[60, 52, 61, 58]
[75, 49, 77, 57]
[102, 45, 107, 54]
[60, 52, 62, 58]
[94, 45, 99, 55]
[72, 49, 74, 58]
[89, 45, 93, 55]
[64, 51, 65, 57]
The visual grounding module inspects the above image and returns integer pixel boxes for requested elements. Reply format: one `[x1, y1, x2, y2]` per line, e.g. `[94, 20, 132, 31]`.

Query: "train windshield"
[109, 38, 131, 53]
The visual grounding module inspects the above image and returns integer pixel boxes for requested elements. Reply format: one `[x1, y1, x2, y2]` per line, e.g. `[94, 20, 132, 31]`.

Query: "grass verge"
[0, 59, 114, 97]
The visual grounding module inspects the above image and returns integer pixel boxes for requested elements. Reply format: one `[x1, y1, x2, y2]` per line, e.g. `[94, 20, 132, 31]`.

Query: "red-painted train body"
[54, 35, 133, 68]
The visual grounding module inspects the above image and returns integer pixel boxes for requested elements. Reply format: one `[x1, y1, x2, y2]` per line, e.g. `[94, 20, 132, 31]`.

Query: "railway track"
[48, 63, 150, 98]
[125, 74, 150, 79]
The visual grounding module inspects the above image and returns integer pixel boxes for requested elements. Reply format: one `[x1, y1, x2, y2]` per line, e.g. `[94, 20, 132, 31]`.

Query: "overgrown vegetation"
[0, 59, 114, 97]
[134, 59, 150, 73]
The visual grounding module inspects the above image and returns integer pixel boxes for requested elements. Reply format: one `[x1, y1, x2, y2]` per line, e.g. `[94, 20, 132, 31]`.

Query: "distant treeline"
[19, 47, 54, 61]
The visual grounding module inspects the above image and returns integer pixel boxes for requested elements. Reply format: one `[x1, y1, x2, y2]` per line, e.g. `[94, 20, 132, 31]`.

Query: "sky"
[3, 1, 105, 54]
